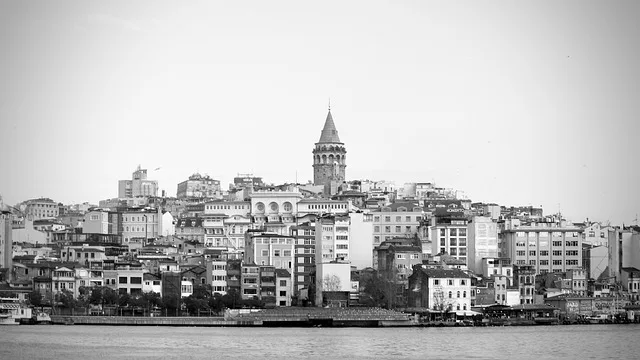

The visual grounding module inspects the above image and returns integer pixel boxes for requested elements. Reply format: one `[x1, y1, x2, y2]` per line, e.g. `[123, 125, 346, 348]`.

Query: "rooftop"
[317, 110, 342, 144]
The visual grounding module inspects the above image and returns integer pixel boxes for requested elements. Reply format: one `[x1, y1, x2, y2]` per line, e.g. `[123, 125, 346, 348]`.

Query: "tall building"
[290, 223, 316, 295]
[1, 204, 13, 279]
[312, 109, 347, 195]
[118, 165, 158, 198]
[176, 173, 222, 200]
[431, 207, 469, 264]
[467, 216, 499, 274]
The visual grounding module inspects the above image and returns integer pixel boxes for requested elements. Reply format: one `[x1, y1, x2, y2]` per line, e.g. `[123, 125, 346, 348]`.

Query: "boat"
[34, 311, 52, 324]
[0, 313, 18, 325]
[587, 314, 610, 324]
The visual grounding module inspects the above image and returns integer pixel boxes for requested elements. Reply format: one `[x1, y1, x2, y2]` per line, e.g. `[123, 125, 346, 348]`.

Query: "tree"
[28, 290, 43, 307]
[191, 284, 212, 300]
[221, 288, 241, 309]
[323, 275, 342, 292]
[90, 286, 118, 307]
[208, 293, 224, 314]
[55, 289, 76, 309]
[431, 287, 454, 320]
[118, 292, 131, 307]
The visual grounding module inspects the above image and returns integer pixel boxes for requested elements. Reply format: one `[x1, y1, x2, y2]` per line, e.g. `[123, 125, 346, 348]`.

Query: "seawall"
[50, 315, 262, 327]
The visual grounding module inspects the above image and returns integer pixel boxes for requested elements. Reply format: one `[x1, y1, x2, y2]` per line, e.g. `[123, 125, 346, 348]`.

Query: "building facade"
[372, 202, 425, 246]
[118, 165, 158, 198]
[177, 173, 222, 200]
[499, 222, 584, 275]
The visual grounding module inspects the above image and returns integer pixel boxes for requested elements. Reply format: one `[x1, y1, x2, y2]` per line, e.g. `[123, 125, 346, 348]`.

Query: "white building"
[347, 211, 374, 270]
[118, 166, 158, 198]
[250, 188, 302, 235]
[467, 216, 499, 275]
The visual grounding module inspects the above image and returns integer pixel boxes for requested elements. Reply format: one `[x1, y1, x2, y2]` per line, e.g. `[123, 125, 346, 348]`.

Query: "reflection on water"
[0, 324, 638, 360]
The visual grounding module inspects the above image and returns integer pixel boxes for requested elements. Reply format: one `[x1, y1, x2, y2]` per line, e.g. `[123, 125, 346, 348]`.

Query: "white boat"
[0, 313, 18, 325]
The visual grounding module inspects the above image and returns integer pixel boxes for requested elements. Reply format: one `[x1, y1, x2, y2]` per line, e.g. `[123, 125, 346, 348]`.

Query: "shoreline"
[43, 315, 640, 328]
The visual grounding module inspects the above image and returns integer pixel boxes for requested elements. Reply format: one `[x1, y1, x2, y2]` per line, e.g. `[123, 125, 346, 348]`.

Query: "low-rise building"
[408, 267, 472, 313]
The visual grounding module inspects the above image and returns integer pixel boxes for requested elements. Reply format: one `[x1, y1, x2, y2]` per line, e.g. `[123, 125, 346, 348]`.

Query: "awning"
[456, 310, 481, 316]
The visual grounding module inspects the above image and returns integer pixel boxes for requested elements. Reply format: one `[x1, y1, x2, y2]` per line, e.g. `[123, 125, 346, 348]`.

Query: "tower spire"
[328, 98, 331, 111]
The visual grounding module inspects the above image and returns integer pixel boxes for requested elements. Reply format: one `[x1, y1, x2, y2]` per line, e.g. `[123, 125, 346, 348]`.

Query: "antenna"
[328, 98, 331, 111]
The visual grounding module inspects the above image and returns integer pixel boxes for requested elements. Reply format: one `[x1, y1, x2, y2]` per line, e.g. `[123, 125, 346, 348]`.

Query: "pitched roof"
[317, 110, 342, 143]
[275, 269, 291, 277]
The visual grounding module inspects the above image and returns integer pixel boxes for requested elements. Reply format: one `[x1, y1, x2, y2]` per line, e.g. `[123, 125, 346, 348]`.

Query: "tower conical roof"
[317, 110, 342, 143]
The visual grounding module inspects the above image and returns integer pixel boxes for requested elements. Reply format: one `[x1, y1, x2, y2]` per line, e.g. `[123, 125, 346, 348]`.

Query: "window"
[463, 291, 467, 298]
[283, 250, 292, 256]
[396, 254, 406, 259]
[434, 279, 439, 285]
[119, 277, 128, 284]
[540, 250, 549, 256]
[448, 291, 452, 298]
[457, 291, 460, 298]
[130, 277, 142, 284]
[406, 226, 412, 233]
[279, 291, 287, 296]
[448, 279, 453, 286]
[553, 260, 562, 265]
[261, 249, 269, 257]
[460, 280, 466, 286]
[274, 250, 281, 257]
[529, 251, 536, 256]
[385, 226, 391, 233]
[280, 280, 287, 286]
[450, 238, 457, 246]
[553, 250, 562, 256]
[374, 226, 380, 232]
[384, 216, 391, 222]
[450, 229, 457, 236]
[406, 216, 411, 222]
[396, 216, 401, 222]
[540, 260, 549, 265]
[395, 226, 401, 233]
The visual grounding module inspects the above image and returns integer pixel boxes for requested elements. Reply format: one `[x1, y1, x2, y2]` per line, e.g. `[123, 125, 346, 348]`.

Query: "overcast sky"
[1, 0, 639, 225]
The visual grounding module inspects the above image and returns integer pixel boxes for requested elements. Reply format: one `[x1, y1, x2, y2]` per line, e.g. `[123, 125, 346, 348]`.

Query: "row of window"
[260, 249, 293, 257]
[440, 238, 467, 247]
[255, 238, 294, 244]
[516, 259, 580, 266]
[124, 216, 155, 222]
[516, 250, 580, 257]
[516, 240, 580, 247]
[375, 225, 415, 233]
[439, 228, 467, 237]
[433, 279, 468, 286]
[206, 204, 247, 210]
[515, 231, 580, 237]
[374, 216, 422, 223]
[446, 290, 468, 299]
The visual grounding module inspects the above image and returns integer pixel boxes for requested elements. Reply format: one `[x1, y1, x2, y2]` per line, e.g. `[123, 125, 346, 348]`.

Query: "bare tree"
[323, 274, 342, 291]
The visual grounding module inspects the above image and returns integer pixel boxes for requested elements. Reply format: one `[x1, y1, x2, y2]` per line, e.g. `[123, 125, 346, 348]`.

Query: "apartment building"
[499, 221, 584, 275]
[371, 202, 425, 246]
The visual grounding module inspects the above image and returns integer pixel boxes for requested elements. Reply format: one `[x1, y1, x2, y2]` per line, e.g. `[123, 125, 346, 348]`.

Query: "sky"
[1, 0, 639, 225]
